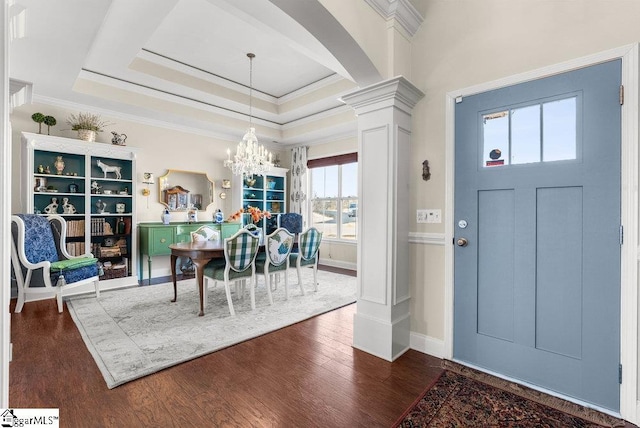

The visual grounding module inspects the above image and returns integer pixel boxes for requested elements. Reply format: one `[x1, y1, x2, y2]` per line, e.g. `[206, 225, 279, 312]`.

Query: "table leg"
[191, 258, 211, 317]
[170, 254, 178, 302]
[147, 256, 152, 285]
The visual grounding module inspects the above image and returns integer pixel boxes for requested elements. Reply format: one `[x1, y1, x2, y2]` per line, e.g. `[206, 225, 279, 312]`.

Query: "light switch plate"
[417, 209, 441, 223]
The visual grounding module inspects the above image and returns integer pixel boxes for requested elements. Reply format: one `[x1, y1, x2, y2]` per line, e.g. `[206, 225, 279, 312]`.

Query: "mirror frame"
[158, 169, 214, 211]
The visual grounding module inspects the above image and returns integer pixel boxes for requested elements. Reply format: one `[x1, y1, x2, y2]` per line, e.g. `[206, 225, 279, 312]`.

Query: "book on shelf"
[66, 219, 85, 237]
[65, 242, 86, 256]
[90, 218, 113, 236]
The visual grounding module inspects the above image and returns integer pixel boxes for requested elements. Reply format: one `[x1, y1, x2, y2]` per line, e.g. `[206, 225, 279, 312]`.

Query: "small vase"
[54, 156, 65, 175]
[162, 208, 171, 225]
[77, 129, 96, 142]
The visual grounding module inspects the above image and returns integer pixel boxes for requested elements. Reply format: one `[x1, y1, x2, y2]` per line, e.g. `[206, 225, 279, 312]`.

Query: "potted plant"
[66, 112, 111, 142]
[31, 112, 45, 134]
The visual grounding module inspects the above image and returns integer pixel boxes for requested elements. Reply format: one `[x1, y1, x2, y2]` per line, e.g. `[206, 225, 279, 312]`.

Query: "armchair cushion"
[51, 263, 99, 284]
[50, 257, 98, 272]
[17, 214, 59, 264]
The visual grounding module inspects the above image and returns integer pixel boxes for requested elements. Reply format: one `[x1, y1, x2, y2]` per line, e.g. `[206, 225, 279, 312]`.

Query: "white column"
[341, 77, 423, 361]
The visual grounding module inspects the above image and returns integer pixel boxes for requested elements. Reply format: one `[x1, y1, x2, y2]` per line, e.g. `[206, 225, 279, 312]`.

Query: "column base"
[353, 311, 411, 361]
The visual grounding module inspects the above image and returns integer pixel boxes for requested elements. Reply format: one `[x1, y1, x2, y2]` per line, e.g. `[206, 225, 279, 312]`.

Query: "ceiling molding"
[364, 0, 424, 37]
[9, 79, 32, 113]
[32, 94, 241, 144]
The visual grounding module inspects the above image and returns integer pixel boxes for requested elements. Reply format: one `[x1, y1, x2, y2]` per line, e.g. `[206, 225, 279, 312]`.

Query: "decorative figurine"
[91, 181, 101, 194]
[116, 203, 125, 214]
[95, 199, 106, 214]
[96, 159, 122, 179]
[43, 197, 59, 214]
[111, 131, 127, 146]
[61, 197, 76, 214]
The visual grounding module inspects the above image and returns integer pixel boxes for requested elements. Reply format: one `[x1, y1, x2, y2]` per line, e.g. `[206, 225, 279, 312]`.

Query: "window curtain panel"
[290, 146, 307, 214]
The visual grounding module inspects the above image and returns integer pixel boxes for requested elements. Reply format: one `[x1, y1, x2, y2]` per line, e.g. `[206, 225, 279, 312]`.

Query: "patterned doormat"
[393, 361, 625, 427]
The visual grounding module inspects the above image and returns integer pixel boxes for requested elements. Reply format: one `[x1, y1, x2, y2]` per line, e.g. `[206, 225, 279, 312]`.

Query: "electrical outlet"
[417, 209, 441, 223]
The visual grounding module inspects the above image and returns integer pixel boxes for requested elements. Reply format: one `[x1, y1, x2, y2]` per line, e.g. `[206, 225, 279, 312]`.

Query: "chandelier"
[224, 53, 273, 177]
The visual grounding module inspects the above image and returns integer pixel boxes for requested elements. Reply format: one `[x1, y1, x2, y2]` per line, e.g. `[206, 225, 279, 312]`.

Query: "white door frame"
[1, 0, 10, 409]
[444, 44, 639, 422]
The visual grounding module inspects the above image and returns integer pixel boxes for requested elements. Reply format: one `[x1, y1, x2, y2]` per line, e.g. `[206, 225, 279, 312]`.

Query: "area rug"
[67, 269, 356, 389]
[393, 363, 625, 428]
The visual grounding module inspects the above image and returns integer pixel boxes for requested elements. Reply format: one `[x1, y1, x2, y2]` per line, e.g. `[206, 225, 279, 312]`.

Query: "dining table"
[169, 240, 225, 316]
[169, 239, 299, 316]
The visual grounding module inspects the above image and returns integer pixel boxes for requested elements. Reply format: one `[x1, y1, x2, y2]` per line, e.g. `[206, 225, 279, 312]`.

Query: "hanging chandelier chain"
[248, 52, 254, 129]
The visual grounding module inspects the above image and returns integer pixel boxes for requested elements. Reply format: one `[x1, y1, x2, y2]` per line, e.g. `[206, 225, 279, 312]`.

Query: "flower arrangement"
[66, 112, 111, 132]
[227, 206, 271, 224]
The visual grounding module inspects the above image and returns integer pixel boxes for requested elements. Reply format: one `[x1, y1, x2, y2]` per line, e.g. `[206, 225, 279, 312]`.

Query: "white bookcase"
[232, 167, 288, 236]
[21, 132, 139, 291]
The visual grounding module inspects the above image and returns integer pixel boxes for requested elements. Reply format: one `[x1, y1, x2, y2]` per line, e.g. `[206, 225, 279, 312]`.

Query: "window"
[482, 95, 577, 167]
[308, 154, 358, 241]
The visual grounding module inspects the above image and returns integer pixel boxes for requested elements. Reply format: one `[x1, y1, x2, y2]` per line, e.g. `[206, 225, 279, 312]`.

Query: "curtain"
[290, 146, 307, 214]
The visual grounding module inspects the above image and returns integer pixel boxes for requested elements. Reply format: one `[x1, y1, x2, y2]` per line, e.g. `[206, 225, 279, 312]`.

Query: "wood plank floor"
[8, 269, 444, 427]
[9, 267, 636, 427]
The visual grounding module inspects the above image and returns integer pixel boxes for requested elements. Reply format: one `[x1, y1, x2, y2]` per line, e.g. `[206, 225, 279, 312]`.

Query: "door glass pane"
[543, 97, 577, 162]
[483, 111, 509, 167]
[511, 104, 541, 164]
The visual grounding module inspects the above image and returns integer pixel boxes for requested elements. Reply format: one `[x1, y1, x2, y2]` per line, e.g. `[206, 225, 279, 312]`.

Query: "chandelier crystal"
[224, 53, 273, 177]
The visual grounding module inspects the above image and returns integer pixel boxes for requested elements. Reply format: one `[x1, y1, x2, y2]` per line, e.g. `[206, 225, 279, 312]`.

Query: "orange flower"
[227, 206, 271, 224]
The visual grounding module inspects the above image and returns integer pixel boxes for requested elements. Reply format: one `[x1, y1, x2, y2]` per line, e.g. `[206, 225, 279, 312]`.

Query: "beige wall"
[408, 0, 640, 341]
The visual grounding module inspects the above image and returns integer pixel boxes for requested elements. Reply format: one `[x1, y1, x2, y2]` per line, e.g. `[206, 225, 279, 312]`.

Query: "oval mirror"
[158, 169, 214, 211]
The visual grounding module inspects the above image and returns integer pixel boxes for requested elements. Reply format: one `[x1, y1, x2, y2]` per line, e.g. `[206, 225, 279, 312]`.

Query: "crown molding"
[364, 0, 423, 37]
[9, 78, 32, 112]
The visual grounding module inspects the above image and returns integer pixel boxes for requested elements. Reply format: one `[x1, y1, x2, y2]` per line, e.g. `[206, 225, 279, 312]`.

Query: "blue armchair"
[11, 214, 100, 313]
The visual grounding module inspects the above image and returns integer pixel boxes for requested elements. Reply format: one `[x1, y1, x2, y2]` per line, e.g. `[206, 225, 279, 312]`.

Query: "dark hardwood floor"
[9, 267, 636, 427]
[8, 269, 444, 427]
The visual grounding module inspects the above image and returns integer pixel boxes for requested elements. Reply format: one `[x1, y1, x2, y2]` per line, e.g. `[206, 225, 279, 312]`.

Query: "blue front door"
[454, 60, 621, 411]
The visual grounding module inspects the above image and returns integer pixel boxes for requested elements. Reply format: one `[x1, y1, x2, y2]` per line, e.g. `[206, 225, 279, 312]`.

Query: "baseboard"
[410, 331, 445, 358]
[319, 258, 357, 271]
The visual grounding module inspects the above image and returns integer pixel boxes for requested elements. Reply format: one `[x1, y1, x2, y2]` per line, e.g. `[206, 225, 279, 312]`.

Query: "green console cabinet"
[138, 222, 241, 284]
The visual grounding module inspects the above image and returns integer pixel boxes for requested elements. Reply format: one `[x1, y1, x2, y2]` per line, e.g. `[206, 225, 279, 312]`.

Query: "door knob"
[456, 238, 468, 247]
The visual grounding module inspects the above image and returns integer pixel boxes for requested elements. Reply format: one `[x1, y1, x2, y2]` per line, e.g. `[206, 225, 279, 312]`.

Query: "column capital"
[340, 76, 424, 116]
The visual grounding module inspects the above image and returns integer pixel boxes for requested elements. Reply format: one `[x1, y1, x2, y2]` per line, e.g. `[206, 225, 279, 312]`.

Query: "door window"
[482, 96, 577, 167]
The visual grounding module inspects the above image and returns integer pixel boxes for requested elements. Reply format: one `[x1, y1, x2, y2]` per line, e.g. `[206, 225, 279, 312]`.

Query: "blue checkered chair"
[255, 228, 298, 301]
[203, 228, 260, 316]
[289, 227, 323, 292]
[10, 214, 99, 313]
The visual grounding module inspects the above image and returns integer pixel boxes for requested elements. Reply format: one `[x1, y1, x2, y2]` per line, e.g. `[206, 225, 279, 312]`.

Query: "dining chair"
[255, 227, 297, 301]
[10, 214, 100, 313]
[181, 225, 222, 281]
[202, 228, 260, 316]
[190, 225, 220, 243]
[289, 227, 323, 292]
